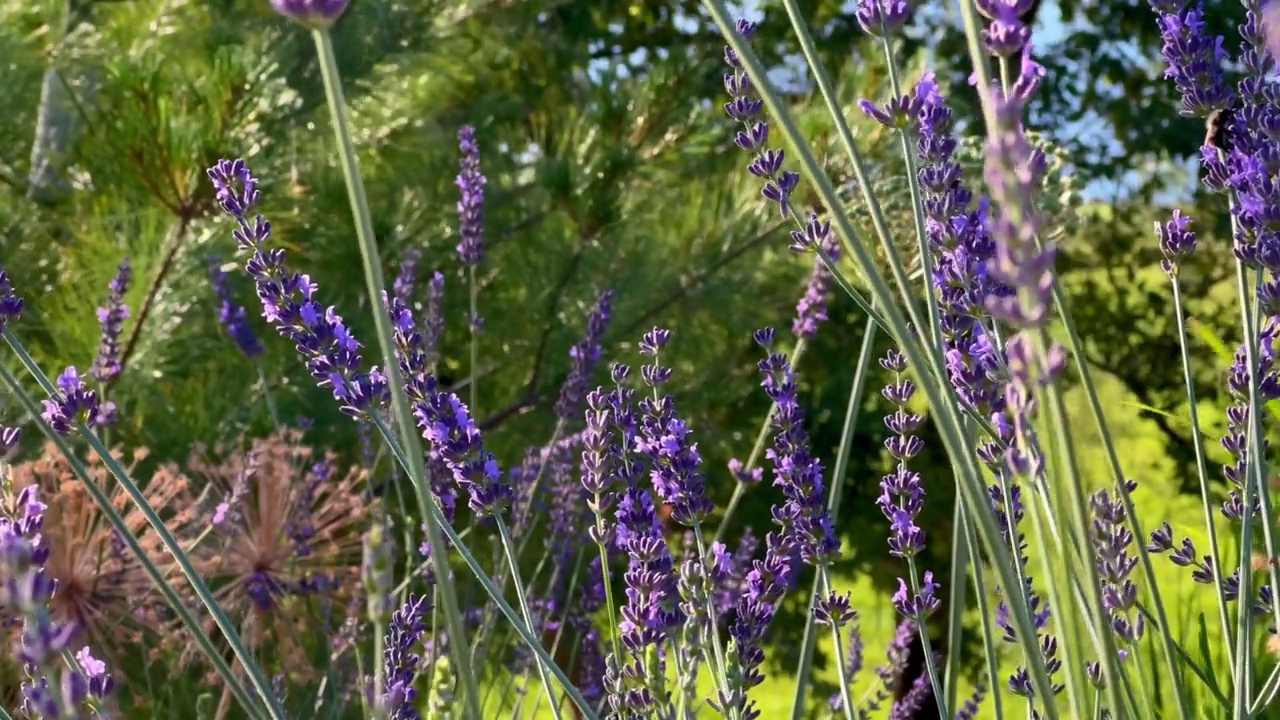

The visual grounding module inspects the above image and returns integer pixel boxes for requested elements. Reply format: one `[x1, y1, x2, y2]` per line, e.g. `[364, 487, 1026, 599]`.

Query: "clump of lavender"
[207, 159, 389, 418]
[2, 477, 115, 718]
[91, 258, 131, 384]
[913, 72, 1004, 415]
[208, 256, 264, 360]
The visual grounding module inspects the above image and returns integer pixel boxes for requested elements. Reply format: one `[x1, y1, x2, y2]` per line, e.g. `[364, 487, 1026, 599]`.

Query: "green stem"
[311, 28, 479, 719]
[1036, 207, 1191, 720]
[705, 2, 1058, 706]
[1038, 332, 1125, 717]
[597, 537, 623, 669]
[906, 556, 948, 719]
[1174, 274, 1235, 682]
[255, 360, 280, 427]
[820, 565, 857, 720]
[494, 516, 563, 720]
[789, 317, 875, 720]
[472, 419, 565, 667]
[715, 339, 806, 544]
[0, 345, 275, 720]
[962, 500, 1005, 719]
[1232, 260, 1263, 717]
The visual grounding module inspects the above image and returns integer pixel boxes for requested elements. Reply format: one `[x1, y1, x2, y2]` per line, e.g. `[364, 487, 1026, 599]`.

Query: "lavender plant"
[1, 0, 1278, 718]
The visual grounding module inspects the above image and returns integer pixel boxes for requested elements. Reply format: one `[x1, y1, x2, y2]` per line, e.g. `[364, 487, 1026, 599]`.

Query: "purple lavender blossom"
[955, 681, 988, 720]
[727, 458, 762, 486]
[555, 290, 614, 420]
[41, 367, 117, 434]
[982, 45, 1056, 332]
[976, 0, 1035, 56]
[1149, 2, 1234, 117]
[456, 126, 486, 268]
[2, 484, 114, 717]
[791, 215, 842, 339]
[581, 388, 620, 544]
[392, 248, 421, 306]
[636, 328, 714, 524]
[91, 257, 131, 383]
[755, 328, 839, 564]
[714, 529, 759, 616]
[608, 484, 682, 716]
[0, 270, 23, 331]
[877, 348, 926, 559]
[859, 93, 924, 130]
[269, 0, 348, 29]
[1090, 481, 1145, 643]
[423, 271, 445, 369]
[207, 159, 390, 418]
[209, 256, 265, 360]
[1155, 209, 1198, 276]
[855, 0, 910, 36]
[858, 619, 917, 713]
[723, 20, 800, 218]
[717, 531, 794, 720]
[413, 380, 511, 516]
[914, 73, 1005, 416]
[383, 593, 431, 720]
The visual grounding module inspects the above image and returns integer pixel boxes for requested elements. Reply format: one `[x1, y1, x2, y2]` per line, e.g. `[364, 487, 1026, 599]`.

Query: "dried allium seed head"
[178, 429, 374, 683]
[0, 443, 189, 675]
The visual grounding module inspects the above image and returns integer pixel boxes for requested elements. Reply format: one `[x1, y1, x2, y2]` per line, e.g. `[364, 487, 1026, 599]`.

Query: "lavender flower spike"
[91, 257, 131, 383]
[0, 269, 23, 332]
[42, 366, 117, 434]
[383, 593, 432, 720]
[456, 126, 486, 268]
[555, 290, 614, 420]
[207, 158, 389, 418]
[755, 328, 839, 564]
[209, 256, 265, 360]
[270, 0, 348, 29]
[636, 327, 714, 524]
